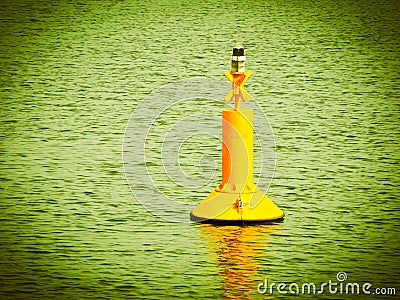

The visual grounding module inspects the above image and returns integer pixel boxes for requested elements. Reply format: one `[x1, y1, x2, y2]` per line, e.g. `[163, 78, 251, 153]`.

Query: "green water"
[1, 0, 399, 299]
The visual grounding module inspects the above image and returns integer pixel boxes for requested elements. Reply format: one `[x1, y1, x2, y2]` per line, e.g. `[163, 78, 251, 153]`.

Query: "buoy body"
[190, 108, 284, 223]
[190, 42, 284, 223]
[220, 108, 254, 194]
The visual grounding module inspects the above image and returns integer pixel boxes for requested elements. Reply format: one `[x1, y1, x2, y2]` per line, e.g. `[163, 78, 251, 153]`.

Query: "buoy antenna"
[224, 42, 252, 109]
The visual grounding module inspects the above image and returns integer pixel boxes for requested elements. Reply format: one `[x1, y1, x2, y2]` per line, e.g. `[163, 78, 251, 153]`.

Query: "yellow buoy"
[190, 42, 284, 223]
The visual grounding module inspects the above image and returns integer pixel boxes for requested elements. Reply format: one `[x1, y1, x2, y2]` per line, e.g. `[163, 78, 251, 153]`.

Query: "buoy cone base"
[190, 185, 284, 224]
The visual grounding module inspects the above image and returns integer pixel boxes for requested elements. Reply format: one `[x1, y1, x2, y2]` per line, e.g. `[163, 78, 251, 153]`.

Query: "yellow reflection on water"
[200, 224, 281, 299]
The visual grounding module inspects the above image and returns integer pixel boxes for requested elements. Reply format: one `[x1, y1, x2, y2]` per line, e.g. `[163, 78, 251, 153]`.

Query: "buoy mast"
[224, 42, 252, 109]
